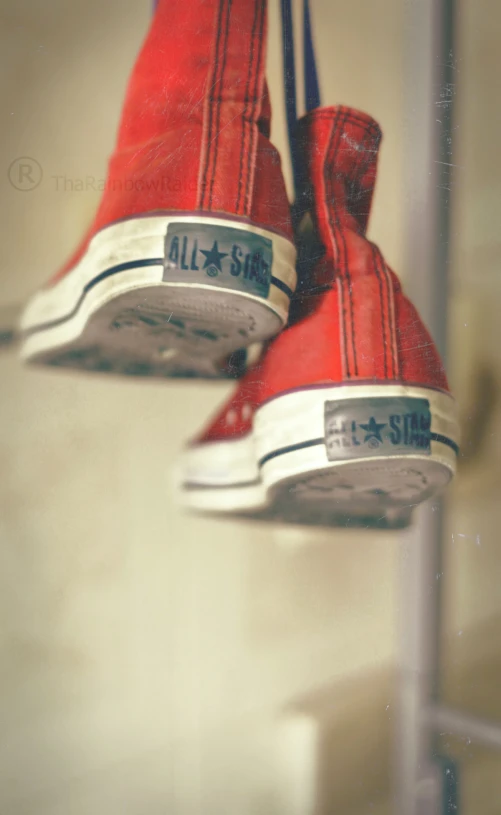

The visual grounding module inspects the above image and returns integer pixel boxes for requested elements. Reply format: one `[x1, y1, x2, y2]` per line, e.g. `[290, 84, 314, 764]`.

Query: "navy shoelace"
[281, 0, 321, 200]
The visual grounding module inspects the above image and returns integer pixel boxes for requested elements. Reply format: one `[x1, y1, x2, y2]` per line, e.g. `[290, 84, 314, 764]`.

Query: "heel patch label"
[324, 397, 432, 461]
[164, 223, 273, 299]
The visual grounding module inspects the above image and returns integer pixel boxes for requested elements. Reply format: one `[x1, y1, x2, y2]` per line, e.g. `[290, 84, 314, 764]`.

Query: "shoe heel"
[255, 383, 459, 525]
[21, 214, 296, 379]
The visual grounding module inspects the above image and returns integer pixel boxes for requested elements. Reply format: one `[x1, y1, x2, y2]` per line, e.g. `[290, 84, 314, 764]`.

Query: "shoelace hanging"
[303, 0, 321, 113]
[280, 0, 321, 200]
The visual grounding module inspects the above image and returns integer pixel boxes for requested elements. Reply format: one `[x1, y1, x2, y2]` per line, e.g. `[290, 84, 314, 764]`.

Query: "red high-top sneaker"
[20, 1, 296, 379]
[181, 107, 459, 526]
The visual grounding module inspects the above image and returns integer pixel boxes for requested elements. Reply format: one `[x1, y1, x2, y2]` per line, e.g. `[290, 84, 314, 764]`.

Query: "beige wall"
[0, 1, 500, 813]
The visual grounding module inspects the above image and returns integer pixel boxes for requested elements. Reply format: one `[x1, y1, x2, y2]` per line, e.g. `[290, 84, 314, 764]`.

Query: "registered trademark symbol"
[8, 157, 43, 191]
[206, 265, 218, 277]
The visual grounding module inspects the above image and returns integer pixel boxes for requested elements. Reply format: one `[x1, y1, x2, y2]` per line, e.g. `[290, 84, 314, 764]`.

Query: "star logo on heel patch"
[359, 417, 387, 444]
[200, 241, 228, 274]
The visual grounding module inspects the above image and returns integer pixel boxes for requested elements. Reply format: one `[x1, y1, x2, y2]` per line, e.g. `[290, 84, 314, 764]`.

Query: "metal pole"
[395, 1, 456, 813]
[396, 505, 445, 815]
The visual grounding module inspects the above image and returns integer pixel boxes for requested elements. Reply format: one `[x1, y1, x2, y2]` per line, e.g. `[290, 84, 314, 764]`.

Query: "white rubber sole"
[180, 383, 459, 528]
[181, 435, 267, 513]
[20, 214, 296, 379]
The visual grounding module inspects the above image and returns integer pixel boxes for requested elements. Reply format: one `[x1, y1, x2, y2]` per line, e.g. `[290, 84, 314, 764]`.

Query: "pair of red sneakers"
[20, 0, 459, 526]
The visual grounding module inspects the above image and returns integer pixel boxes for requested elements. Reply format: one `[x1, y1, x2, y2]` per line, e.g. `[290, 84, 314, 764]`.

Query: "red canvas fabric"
[50, 0, 292, 285]
[194, 357, 265, 443]
[298, 106, 382, 249]
[259, 107, 449, 398]
[195, 105, 449, 445]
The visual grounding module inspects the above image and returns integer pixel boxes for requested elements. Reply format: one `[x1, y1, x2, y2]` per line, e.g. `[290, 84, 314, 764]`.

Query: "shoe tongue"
[298, 106, 382, 235]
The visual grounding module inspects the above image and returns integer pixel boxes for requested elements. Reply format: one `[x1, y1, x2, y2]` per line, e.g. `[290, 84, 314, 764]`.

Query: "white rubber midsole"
[20, 213, 297, 337]
[183, 435, 258, 487]
[182, 482, 267, 513]
[181, 383, 459, 514]
[254, 383, 459, 486]
[181, 435, 267, 512]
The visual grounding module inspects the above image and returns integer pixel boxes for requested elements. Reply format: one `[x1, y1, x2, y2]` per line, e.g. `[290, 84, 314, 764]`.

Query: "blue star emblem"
[359, 416, 387, 443]
[200, 240, 228, 272]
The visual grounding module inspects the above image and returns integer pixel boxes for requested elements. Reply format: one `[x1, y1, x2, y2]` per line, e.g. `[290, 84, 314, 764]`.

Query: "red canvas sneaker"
[181, 106, 459, 527]
[20, 1, 296, 379]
